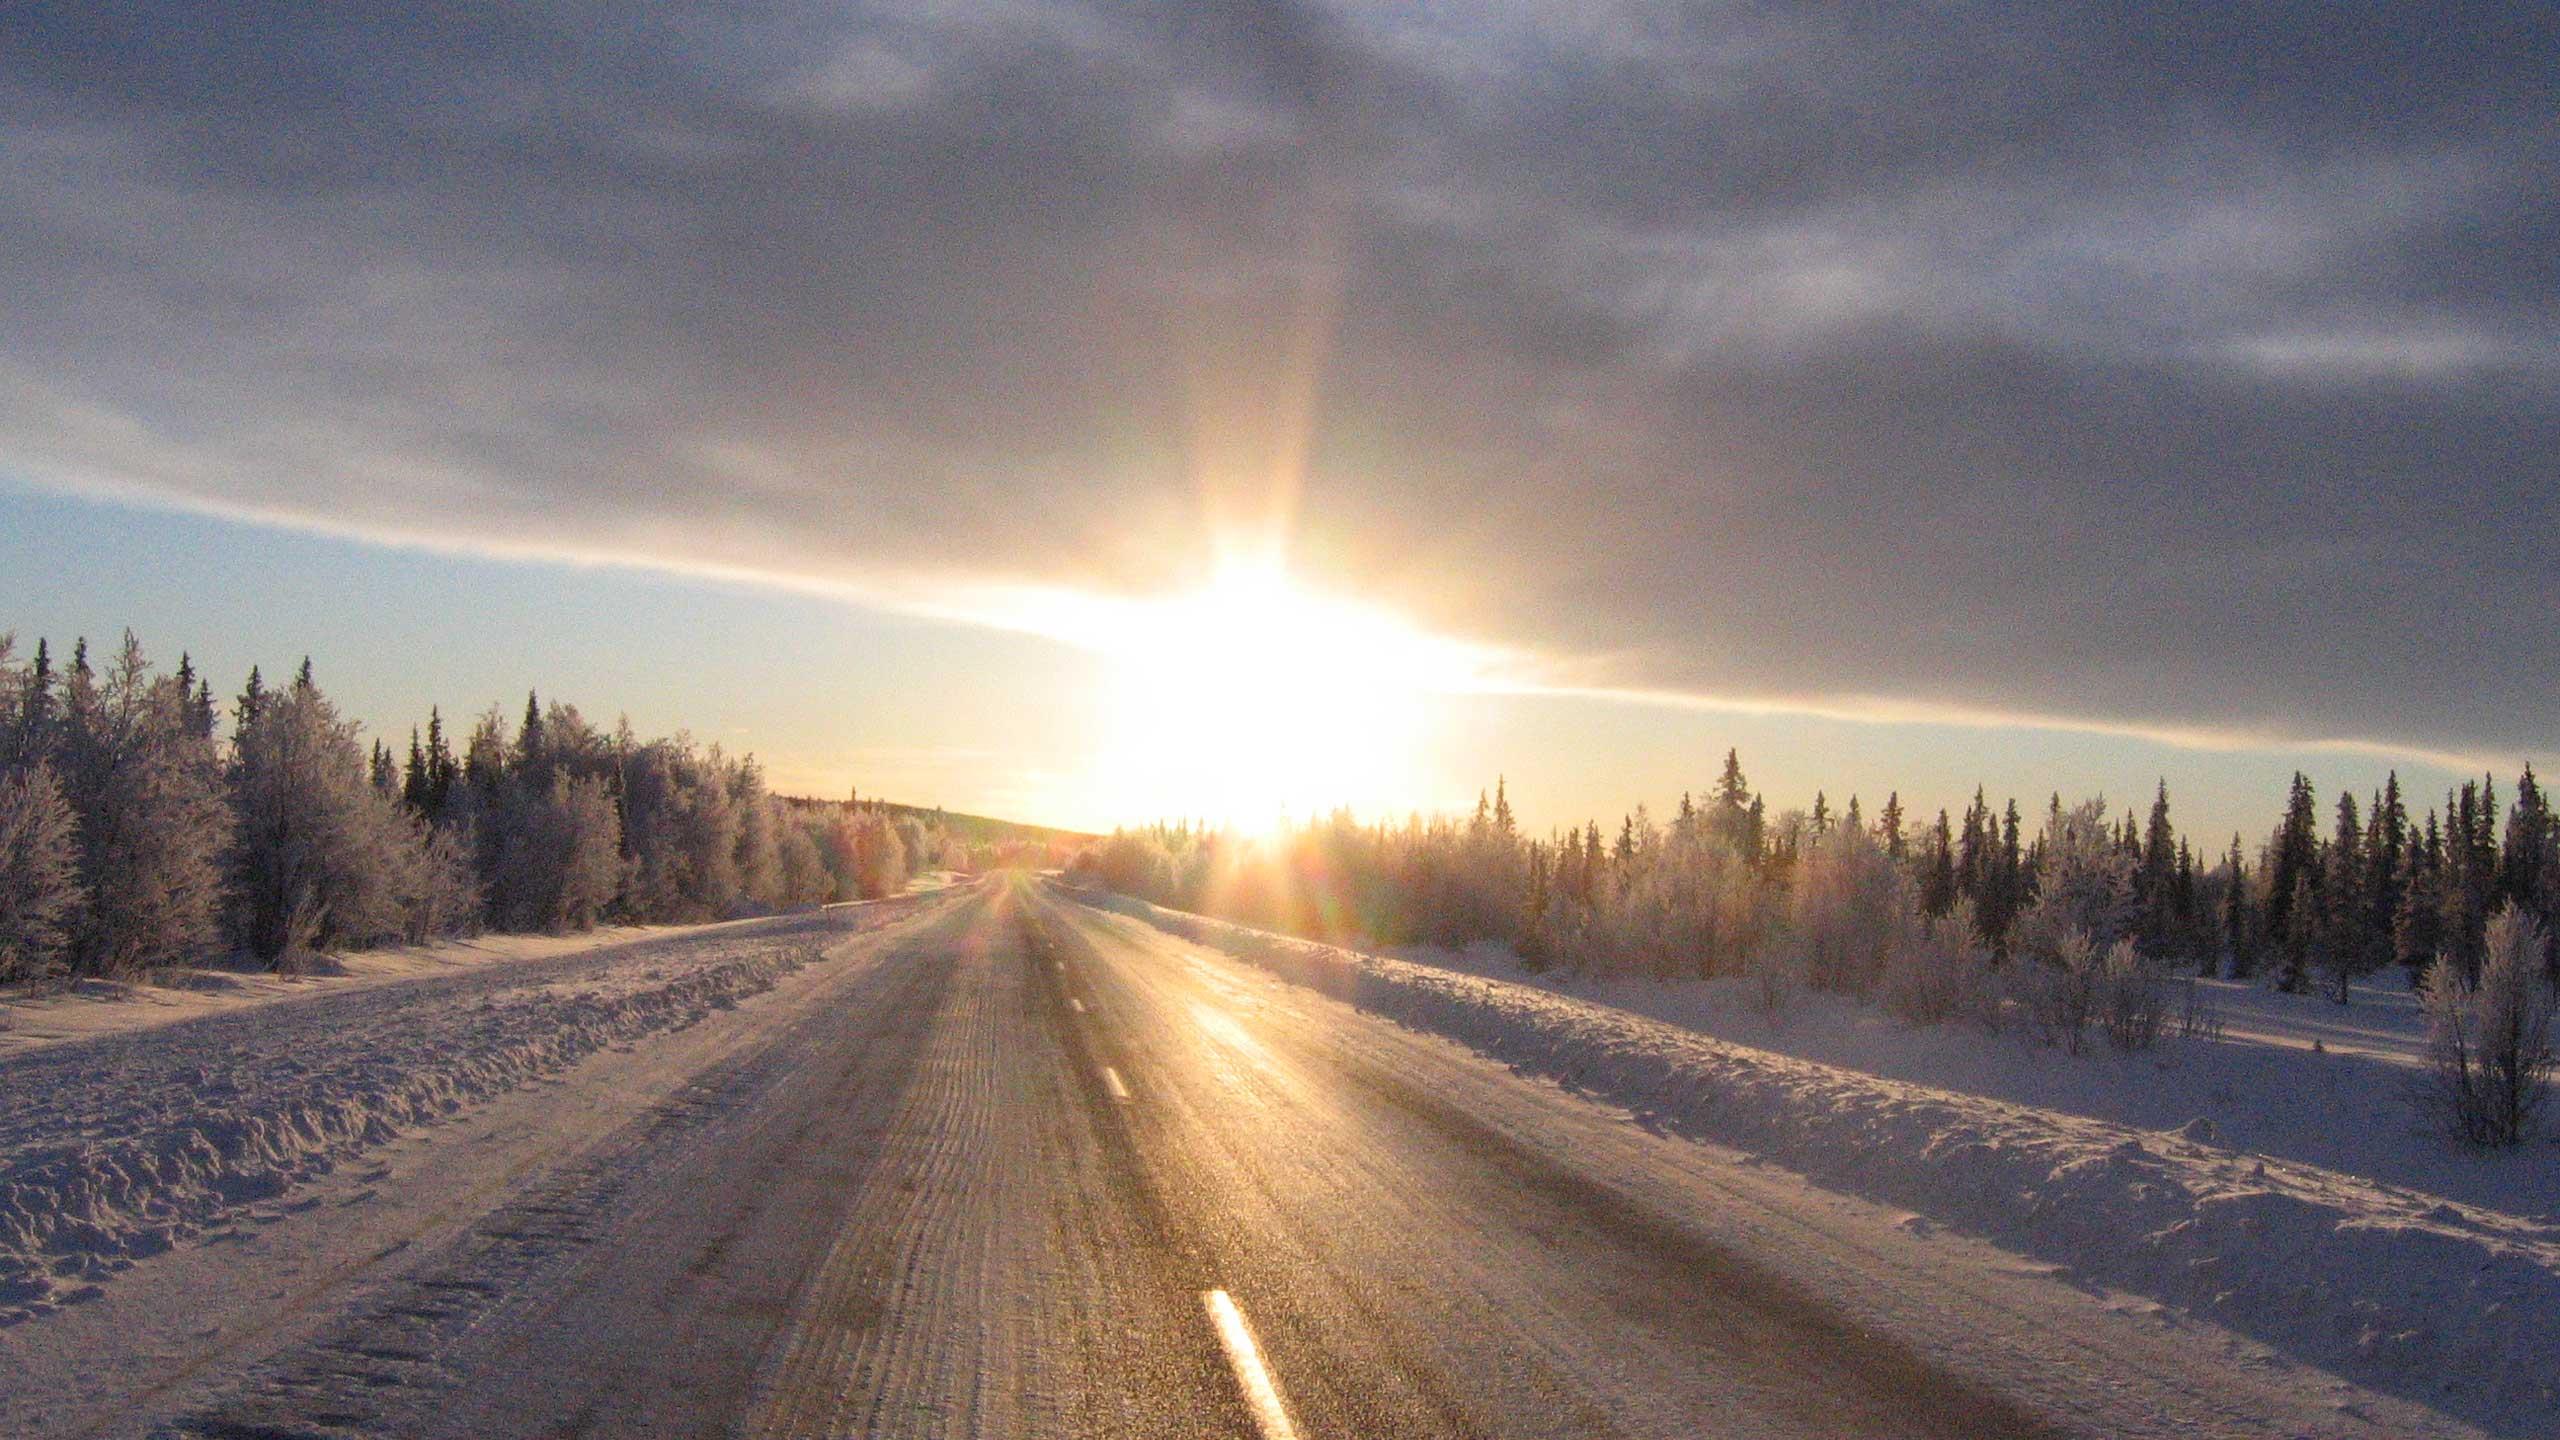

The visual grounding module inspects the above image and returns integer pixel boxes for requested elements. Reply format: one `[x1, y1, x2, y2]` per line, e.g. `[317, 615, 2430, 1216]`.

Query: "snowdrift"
[1080, 890, 2560, 1429]
[0, 918, 869, 1323]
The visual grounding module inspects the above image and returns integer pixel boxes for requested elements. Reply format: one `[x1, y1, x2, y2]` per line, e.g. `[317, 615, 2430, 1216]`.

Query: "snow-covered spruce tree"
[2220, 835, 2256, 977]
[0, 762, 84, 983]
[2314, 789, 2385, 1003]
[2276, 873, 2316, 995]
[2438, 778, 2498, 978]
[226, 663, 426, 963]
[2417, 903, 2560, 1147]
[56, 635, 230, 975]
[2394, 813, 2445, 980]
[2503, 765, 2553, 923]
[2133, 781, 2178, 959]
[2265, 773, 2321, 990]
[0, 636, 84, 982]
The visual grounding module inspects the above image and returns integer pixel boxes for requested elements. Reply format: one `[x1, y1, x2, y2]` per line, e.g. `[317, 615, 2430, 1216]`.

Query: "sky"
[1, 2, 2553, 843]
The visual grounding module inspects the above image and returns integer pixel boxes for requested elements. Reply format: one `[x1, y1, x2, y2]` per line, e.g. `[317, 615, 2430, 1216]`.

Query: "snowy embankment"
[1073, 888, 2560, 1430]
[0, 901, 926, 1323]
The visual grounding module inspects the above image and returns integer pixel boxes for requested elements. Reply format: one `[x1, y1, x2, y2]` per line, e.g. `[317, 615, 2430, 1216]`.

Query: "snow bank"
[0, 914, 884, 1323]
[1392, 940, 2560, 1220]
[1080, 890, 2560, 1430]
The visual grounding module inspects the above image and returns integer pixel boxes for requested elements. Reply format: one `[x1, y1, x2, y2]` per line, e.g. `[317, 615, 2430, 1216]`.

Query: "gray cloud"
[2, 0, 2553, 758]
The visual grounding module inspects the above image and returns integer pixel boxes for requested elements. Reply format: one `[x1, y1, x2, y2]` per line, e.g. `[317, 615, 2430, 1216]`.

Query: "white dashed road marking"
[1203, 1289, 1298, 1440]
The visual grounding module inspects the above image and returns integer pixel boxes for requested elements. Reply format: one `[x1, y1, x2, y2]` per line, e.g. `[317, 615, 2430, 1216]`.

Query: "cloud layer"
[4, 1, 2553, 758]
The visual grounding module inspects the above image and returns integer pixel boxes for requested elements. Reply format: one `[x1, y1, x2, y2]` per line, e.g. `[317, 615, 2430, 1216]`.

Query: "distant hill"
[776, 794, 1096, 850]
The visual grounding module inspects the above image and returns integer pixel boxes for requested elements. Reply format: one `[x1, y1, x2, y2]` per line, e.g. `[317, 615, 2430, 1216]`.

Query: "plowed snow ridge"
[0, 907, 911, 1322]
[1078, 890, 2560, 1432]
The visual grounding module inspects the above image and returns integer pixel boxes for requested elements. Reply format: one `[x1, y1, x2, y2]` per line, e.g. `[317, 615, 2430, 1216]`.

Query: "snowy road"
[4, 877, 2485, 1438]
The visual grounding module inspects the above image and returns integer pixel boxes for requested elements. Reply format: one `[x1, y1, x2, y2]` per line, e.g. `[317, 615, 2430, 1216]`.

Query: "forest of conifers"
[0, 630, 1026, 981]
[1077, 751, 2557, 1001]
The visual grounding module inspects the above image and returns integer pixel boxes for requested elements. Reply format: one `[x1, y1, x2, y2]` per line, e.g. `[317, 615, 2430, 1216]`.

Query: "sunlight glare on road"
[1089, 558, 1489, 831]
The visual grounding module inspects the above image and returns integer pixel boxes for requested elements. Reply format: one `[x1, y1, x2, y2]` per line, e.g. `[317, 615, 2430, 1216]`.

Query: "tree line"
[1074, 752, 2560, 1142]
[0, 631, 953, 981]
[1073, 749, 2560, 998]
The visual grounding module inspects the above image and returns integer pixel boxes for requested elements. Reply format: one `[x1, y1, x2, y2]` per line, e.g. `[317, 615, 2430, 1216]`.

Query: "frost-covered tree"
[2011, 798, 2134, 961]
[56, 635, 230, 974]
[1789, 820, 1912, 996]
[854, 809, 910, 899]
[404, 821, 481, 942]
[0, 762, 83, 982]
[227, 664, 426, 961]
[619, 737, 742, 920]
[777, 817, 831, 906]
[728, 754, 783, 909]
[491, 773, 622, 931]
[2418, 904, 2559, 1147]
[1604, 821, 1768, 980]
[806, 805, 863, 902]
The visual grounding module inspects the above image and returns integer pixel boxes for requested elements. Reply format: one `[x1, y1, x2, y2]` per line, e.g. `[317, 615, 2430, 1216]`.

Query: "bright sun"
[1088, 561, 1484, 830]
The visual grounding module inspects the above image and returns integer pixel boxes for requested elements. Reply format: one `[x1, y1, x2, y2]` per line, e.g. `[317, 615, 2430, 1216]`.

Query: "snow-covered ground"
[1401, 944, 2560, 1220]
[0, 921, 770, 1058]
[0, 896, 940, 1326]
[1076, 890, 2560, 1434]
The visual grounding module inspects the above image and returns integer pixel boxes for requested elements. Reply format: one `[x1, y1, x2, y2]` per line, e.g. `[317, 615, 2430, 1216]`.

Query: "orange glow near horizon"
[1081, 557, 1492, 832]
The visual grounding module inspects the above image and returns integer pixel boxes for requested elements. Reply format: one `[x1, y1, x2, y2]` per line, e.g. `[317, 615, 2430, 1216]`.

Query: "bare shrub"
[2417, 904, 2560, 1147]
[2015, 928, 2103, 1053]
[2174, 977, 2225, 1042]
[269, 890, 329, 977]
[1882, 898, 1999, 1030]
[1747, 941, 1804, 1029]
[2097, 938, 2171, 1052]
